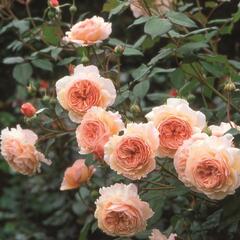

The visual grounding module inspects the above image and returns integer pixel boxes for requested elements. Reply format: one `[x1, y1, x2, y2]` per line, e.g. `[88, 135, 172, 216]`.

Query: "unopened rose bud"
[68, 64, 75, 75]
[130, 103, 141, 114]
[114, 45, 125, 56]
[224, 81, 236, 92]
[169, 88, 178, 97]
[49, 0, 59, 7]
[39, 80, 49, 89]
[60, 159, 95, 191]
[69, 4, 77, 14]
[21, 103, 37, 118]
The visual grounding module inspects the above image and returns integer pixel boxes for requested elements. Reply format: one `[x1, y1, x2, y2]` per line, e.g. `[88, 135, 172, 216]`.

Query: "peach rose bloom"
[209, 121, 240, 137]
[146, 98, 206, 158]
[0, 125, 51, 175]
[149, 229, 177, 240]
[177, 134, 240, 199]
[56, 64, 116, 123]
[95, 183, 154, 237]
[104, 123, 159, 180]
[63, 16, 112, 46]
[60, 159, 95, 191]
[174, 133, 209, 187]
[76, 107, 124, 159]
[129, 0, 173, 18]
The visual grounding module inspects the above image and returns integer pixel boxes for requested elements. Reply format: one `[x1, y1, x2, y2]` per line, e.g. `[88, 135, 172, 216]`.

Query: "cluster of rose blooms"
[1, 5, 240, 239]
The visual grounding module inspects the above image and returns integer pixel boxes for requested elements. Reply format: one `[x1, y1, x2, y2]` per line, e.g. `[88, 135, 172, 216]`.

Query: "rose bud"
[60, 159, 95, 191]
[39, 80, 49, 89]
[49, 0, 59, 7]
[21, 103, 37, 118]
[169, 88, 178, 97]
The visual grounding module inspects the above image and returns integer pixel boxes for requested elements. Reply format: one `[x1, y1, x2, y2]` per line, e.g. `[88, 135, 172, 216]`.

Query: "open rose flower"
[129, 0, 173, 18]
[0, 125, 51, 175]
[60, 159, 95, 191]
[209, 121, 240, 137]
[174, 133, 209, 187]
[175, 134, 240, 200]
[76, 107, 124, 160]
[63, 16, 111, 46]
[95, 183, 154, 237]
[104, 122, 159, 180]
[56, 64, 116, 123]
[146, 98, 206, 158]
[149, 229, 177, 240]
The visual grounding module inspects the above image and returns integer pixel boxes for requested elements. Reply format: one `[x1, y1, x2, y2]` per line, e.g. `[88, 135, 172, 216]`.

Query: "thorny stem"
[91, 46, 105, 70]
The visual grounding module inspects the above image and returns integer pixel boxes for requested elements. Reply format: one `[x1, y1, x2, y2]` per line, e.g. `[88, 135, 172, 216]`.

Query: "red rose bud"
[39, 80, 49, 89]
[21, 103, 37, 118]
[68, 64, 75, 75]
[49, 0, 59, 7]
[169, 89, 178, 97]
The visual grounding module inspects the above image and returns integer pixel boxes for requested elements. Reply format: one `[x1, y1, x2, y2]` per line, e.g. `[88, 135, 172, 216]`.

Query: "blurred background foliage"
[1, 0, 240, 240]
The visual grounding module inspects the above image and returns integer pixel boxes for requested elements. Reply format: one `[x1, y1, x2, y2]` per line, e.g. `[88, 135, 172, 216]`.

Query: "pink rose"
[104, 123, 159, 180]
[0, 125, 51, 175]
[149, 229, 177, 240]
[60, 159, 95, 191]
[146, 98, 206, 158]
[129, 0, 173, 18]
[76, 107, 124, 159]
[63, 16, 112, 46]
[95, 183, 154, 237]
[56, 65, 116, 123]
[175, 134, 240, 199]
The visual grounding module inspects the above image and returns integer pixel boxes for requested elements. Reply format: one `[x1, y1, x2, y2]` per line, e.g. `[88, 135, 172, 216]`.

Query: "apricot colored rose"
[76, 107, 124, 159]
[104, 123, 159, 180]
[149, 229, 177, 240]
[56, 65, 116, 123]
[95, 183, 154, 237]
[64, 16, 112, 46]
[175, 134, 240, 199]
[209, 121, 240, 137]
[0, 125, 51, 175]
[146, 98, 206, 158]
[67, 80, 101, 114]
[174, 133, 208, 187]
[60, 159, 95, 191]
[20, 102, 37, 118]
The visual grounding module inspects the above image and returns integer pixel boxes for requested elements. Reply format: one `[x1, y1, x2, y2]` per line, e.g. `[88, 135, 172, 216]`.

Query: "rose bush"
[1, 0, 240, 240]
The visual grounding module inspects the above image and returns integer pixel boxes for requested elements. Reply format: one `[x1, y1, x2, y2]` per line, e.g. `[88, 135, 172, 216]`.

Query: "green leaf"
[166, 11, 197, 28]
[41, 24, 62, 46]
[57, 57, 76, 66]
[131, 64, 151, 81]
[3, 57, 24, 64]
[144, 17, 172, 38]
[148, 48, 172, 65]
[13, 63, 33, 84]
[201, 61, 225, 77]
[177, 42, 208, 56]
[128, 16, 149, 28]
[109, 2, 129, 18]
[32, 59, 53, 71]
[123, 48, 143, 56]
[133, 81, 150, 98]
[102, 0, 119, 12]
